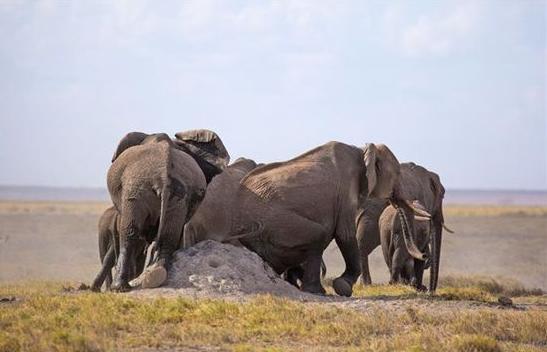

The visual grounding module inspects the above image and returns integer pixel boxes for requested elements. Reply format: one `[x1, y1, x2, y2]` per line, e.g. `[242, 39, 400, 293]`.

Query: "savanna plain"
[0, 200, 546, 352]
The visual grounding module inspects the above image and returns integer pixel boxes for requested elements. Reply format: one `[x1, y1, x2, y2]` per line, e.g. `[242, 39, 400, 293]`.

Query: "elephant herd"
[91, 129, 452, 297]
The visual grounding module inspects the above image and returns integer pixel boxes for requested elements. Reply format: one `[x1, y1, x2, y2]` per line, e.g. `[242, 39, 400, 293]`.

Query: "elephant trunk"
[394, 202, 427, 261]
[429, 210, 444, 292]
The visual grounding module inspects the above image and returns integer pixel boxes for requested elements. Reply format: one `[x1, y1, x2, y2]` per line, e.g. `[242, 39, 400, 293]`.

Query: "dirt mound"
[160, 240, 307, 299]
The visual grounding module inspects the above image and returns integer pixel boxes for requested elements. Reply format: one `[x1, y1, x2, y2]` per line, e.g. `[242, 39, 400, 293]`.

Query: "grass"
[443, 205, 547, 217]
[351, 275, 545, 304]
[0, 201, 109, 215]
[1, 278, 546, 352]
[440, 275, 544, 297]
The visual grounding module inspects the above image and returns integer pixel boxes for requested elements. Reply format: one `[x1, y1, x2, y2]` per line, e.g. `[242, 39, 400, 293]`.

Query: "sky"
[0, 0, 545, 190]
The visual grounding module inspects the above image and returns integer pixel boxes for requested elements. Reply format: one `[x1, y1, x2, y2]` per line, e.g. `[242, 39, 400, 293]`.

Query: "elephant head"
[363, 144, 431, 262]
[174, 129, 230, 183]
[111, 132, 173, 162]
[398, 163, 451, 292]
[111, 130, 230, 184]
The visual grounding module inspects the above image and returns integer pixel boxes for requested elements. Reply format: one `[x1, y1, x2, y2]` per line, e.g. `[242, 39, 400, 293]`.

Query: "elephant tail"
[155, 184, 171, 247]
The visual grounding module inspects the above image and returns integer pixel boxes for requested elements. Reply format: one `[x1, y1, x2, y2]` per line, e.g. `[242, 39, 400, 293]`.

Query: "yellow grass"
[444, 205, 547, 217]
[1, 278, 545, 352]
[0, 201, 110, 215]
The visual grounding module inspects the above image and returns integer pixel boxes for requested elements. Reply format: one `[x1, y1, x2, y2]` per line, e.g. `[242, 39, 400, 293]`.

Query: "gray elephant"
[184, 141, 429, 297]
[107, 130, 229, 291]
[379, 201, 431, 290]
[90, 206, 154, 291]
[181, 156, 259, 246]
[357, 162, 452, 292]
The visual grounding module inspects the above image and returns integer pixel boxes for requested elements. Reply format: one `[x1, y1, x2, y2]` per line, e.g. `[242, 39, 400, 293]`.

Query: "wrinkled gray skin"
[182, 157, 259, 247]
[184, 141, 423, 297]
[91, 206, 154, 291]
[379, 203, 431, 290]
[357, 162, 446, 292]
[107, 130, 229, 292]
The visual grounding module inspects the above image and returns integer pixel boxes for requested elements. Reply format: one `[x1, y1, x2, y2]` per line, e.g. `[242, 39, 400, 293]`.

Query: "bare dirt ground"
[1, 201, 544, 291]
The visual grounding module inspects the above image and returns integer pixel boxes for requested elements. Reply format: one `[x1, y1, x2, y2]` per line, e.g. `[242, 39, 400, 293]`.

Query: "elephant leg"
[333, 234, 361, 297]
[105, 271, 113, 291]
[413, 259, 427, 291]
[402, 260, 414, 285]
[389, 248, 405, 284]
[142, 204, 187, 289]
[112, 205, 143, 292]
[357, 218, 380, 286]
[284, 266, 304, 288]
[300, 255, 326, 295]
[91, 245, 116, 292]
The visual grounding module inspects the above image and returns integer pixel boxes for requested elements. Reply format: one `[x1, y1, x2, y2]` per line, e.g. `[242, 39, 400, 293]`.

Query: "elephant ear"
[112, 132, 150, 162]
[174, 129, 230, 183]
[363, 143, 401, 199]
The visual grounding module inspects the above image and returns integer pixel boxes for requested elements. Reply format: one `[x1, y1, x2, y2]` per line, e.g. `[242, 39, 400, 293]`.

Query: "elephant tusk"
[442, 223, 455, 234]
[414, 215, 430, 222]
[404, 200, 432, 218]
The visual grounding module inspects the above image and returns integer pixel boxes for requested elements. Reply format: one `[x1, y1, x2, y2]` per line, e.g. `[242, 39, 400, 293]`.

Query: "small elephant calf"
[91, 206, 155, 292]
[379, 201, 430, 291]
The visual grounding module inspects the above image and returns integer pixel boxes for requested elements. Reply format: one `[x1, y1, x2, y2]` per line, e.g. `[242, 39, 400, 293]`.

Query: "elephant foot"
[90, 284, 101, 293]
[141, 265, 167, 289]
[415, 284, 427, 292]
[301, 281, 326, 295]
[333, 277, 353, 297]
[111, 281, 132, 292]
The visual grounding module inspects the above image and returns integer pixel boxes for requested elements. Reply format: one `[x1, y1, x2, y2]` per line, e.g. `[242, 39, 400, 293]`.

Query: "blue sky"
[0, 1, 545, 190]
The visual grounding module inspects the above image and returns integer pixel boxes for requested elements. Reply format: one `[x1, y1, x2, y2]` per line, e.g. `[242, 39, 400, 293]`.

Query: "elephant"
[379, 201, 431, 290]
[107, 129, 229, 291]
[357, 162, 452, 292]
[184, 141, 430, 297]
[90, 206, 155, 291]
[181, 156, 259, 247]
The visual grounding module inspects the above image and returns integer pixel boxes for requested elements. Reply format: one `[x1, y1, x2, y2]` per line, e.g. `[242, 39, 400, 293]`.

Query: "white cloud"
[384, 2, 481, 57]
